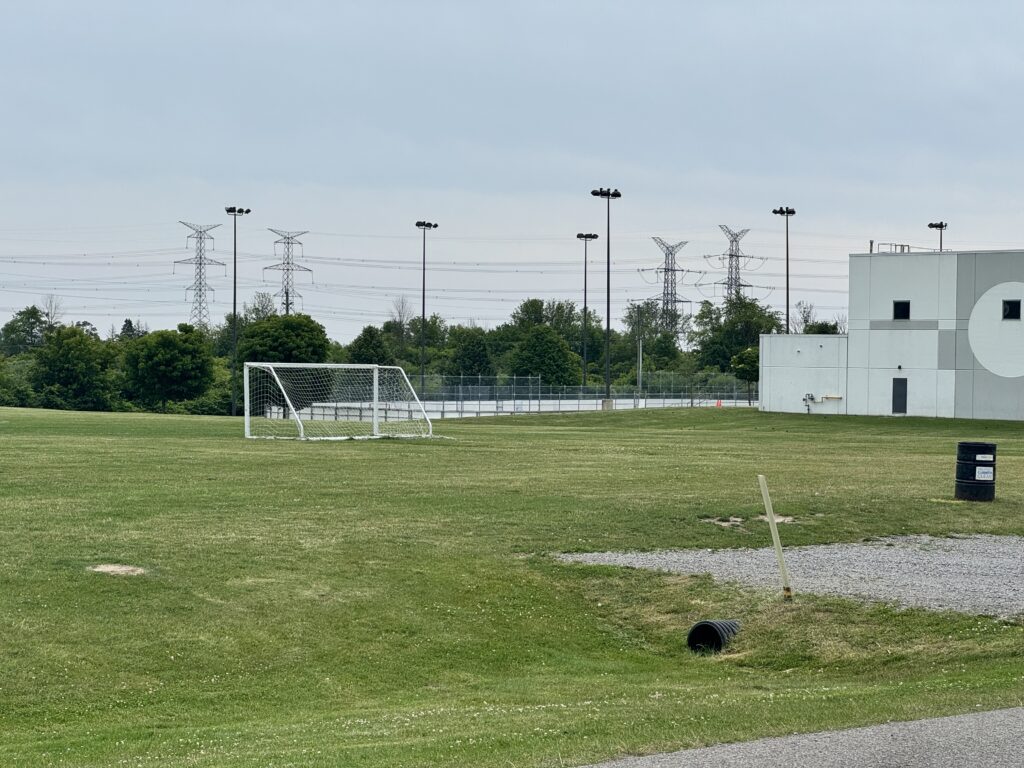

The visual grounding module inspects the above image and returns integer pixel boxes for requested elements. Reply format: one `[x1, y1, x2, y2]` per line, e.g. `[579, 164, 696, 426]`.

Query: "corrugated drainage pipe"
[687, 619, 741, 653]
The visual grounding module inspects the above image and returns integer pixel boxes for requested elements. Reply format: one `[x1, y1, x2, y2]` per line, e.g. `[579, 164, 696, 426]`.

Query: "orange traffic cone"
[715, 399, 722, 407]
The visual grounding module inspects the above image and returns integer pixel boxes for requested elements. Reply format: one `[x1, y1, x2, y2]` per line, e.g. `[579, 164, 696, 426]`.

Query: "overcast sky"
[3, 0, 1024, 342]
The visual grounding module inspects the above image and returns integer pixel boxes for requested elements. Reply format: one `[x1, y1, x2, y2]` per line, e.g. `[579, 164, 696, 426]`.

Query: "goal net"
[244, 363, 432, 440]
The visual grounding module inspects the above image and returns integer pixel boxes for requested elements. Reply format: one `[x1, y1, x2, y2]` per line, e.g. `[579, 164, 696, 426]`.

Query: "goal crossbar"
[244, 362, 432, 440]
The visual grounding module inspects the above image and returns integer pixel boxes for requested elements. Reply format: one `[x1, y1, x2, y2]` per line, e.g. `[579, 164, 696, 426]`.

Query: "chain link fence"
[413, 373, 757, 418]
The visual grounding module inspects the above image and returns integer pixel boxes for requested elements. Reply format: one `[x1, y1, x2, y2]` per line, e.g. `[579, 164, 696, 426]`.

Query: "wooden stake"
[757, 474, 793, 601]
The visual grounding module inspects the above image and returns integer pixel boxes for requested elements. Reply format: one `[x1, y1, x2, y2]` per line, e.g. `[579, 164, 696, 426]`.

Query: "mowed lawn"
[1, 406, 1022, 767]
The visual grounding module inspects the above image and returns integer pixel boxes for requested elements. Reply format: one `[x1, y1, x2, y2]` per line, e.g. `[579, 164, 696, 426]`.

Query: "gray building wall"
[953, 251, 1024, 420]
[760, 248, 1024, 421]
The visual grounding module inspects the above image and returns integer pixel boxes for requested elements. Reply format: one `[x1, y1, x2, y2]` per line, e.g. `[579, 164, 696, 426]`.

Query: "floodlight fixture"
[928, 221, 948, 251]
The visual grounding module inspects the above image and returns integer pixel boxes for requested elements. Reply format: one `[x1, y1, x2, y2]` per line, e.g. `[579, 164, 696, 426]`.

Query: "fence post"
[372, 365, 380, 436]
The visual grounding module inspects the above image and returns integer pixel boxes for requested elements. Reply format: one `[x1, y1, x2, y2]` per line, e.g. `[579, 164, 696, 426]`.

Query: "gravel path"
[560, 534, 1024, 617]
[580, 707, 1024, 768]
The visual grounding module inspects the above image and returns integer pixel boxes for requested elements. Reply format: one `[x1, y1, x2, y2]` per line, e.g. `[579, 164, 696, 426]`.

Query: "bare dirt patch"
[757, 514, 794, 523]
[89, 564, 146, 576]
[701, 517, 745, 528]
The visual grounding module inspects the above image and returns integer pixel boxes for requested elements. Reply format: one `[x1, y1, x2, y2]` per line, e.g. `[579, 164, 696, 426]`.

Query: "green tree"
[510, 298, 582, 352]
[407, 313, 447, 349]
[0, 306, 47, 356]
[32, 325, 114, 410]
[624, 299, 661, 351]
[649, 331, 681, 370]
[381, 319, 406, 358]
[691, 296, 781, 371]
[601, 326, 634, 382]
[244, 292, 278, 324]
[347, 325, 396, 365]
[326, 340, 349, 364]
[0, 355, 37, 407]
[383, 295, 414, 357]
[484, 322, 523, 373]
[656, 304, 684, 336]
[446, 326, 494, 376]
[511, 298, 545, 328]
[579, 307, 604, 382]
[542, 300, 579, 347]
[730, 345, 760, 405]
[689, 301, 726, 370]
[509, 325, 579, 386]
[117, 318, 148, 341]
[237, 314, 329, 364]
[804, 320, 841, 334]
[124, 324, 214, 409]
[212, 292, 279, 357]
[74, 321, 100, 339]
[405, 313, 447, 376]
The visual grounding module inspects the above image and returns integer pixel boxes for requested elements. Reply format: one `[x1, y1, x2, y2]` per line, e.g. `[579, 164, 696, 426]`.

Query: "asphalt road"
[582, 707, 1024, 768]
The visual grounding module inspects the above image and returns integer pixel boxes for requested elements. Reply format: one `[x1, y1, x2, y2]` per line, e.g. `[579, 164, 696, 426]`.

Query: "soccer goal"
[244, 363, 432, 440]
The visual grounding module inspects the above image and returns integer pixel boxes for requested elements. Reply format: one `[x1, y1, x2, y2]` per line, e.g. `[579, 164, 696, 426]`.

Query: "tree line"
[0, 291, 816, 414]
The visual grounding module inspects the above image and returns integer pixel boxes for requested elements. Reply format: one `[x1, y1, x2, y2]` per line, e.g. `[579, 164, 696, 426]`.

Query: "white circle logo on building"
[968, 281, 1024, 378]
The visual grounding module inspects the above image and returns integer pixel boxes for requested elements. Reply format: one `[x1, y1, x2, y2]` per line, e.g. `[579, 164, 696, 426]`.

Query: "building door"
[892, 378, 908, 414]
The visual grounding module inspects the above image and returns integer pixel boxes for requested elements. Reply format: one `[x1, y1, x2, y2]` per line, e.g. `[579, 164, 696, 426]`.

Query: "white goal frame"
[244, 362, 432, 440]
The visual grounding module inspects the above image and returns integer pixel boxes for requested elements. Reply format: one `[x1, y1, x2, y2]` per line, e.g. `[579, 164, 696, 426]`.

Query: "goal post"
[244, 362, 432, 440]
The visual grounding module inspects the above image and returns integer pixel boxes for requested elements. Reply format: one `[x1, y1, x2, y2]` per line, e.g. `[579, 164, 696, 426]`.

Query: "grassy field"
[1, 406, 1022, 767]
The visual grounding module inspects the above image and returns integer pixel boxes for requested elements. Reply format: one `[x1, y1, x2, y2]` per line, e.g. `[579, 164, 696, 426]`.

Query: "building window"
[1003, 300, 1021, 320]
[893, 301, 911, 320]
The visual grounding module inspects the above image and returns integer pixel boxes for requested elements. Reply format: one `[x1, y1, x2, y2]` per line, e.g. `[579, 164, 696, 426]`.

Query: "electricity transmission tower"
[265, 229, 311, 315]
[651, 237, 688, 316]
[704, 225, 762, 299]
[642, 237, 702, 337]
[175, 222, 223, 329]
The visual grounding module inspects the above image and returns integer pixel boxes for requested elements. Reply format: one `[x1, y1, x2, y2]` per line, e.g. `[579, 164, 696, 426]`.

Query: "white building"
[760, 249, 1024, 420]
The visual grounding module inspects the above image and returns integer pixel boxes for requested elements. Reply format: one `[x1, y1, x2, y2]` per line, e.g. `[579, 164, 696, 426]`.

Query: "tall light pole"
[772, 206, 796, 333]
[415, 220, 438, 396]
[576, 233, 598, 388]
[636, 303, 644, 391]
[928, 221, 948, 251]
[225, 205, 251, 416]
[591, 188, 621, 401]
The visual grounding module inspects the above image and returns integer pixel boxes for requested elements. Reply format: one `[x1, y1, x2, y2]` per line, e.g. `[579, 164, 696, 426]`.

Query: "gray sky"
[3, 0, 1024, 342]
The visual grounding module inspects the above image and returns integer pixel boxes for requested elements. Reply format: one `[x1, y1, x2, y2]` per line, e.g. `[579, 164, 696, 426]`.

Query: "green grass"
[1, 406, 1022, 767]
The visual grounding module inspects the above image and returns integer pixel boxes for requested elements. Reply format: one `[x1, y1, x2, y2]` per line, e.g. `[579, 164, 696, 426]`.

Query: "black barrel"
[955, 441, 996, 502]
[686, 619, 741, 654]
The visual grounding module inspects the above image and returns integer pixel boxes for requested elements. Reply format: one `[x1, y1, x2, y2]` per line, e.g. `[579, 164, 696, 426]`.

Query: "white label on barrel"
[976, 454, 994, 461]
[976, 467, 994, 481]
